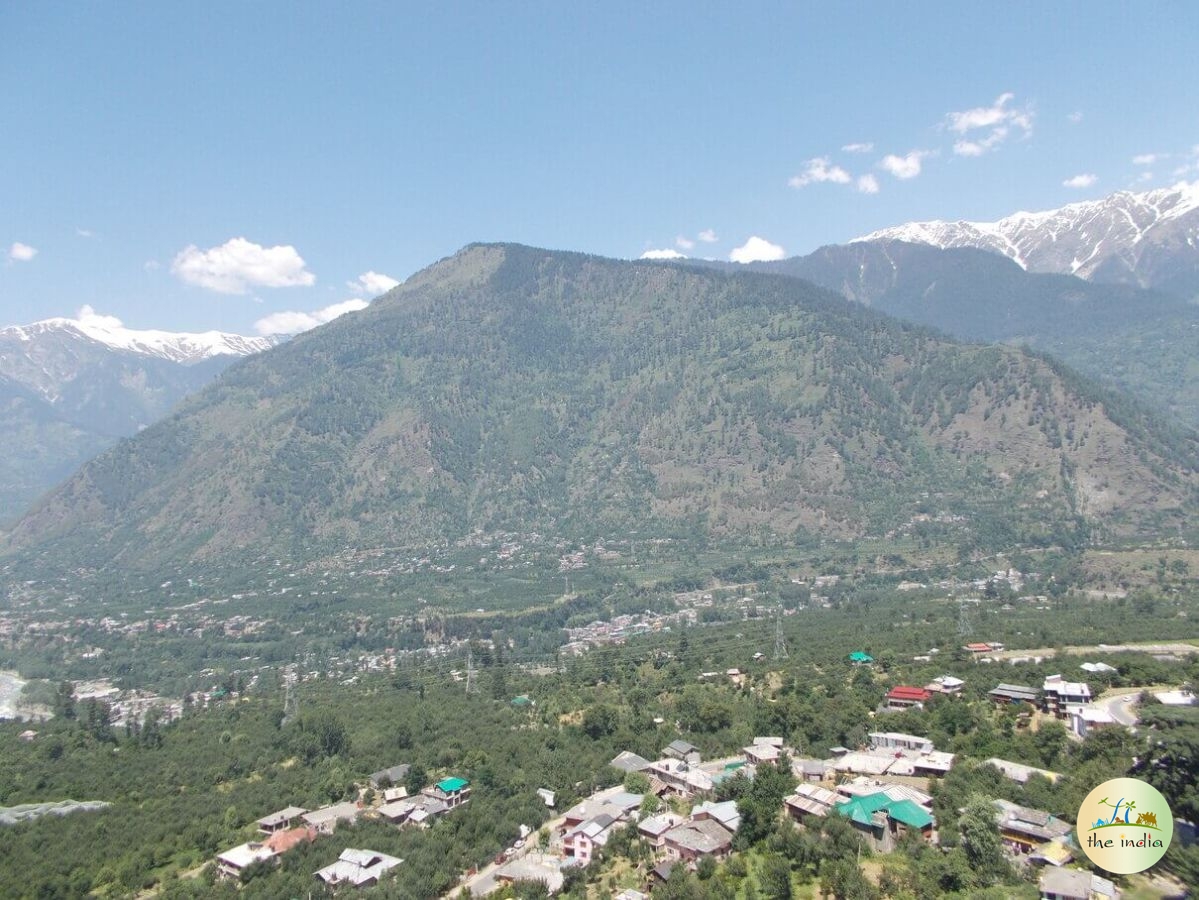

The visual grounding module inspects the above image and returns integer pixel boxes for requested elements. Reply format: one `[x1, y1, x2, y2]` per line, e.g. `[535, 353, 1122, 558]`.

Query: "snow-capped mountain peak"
[1, 306, 278, 364]
[852, 181, 1199, 293]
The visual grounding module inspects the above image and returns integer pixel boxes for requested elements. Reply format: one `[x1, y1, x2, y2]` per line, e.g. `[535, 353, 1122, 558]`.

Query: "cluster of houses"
[214, 769, 471, 889]
[987, 675, 1119, 737]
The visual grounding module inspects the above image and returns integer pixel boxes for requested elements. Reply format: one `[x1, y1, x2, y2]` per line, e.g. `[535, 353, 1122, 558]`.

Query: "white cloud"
[842, 142, 874, 154]
[856, 174, 880, 194]
[1132, 153, 1160, 166]
[698, 229, 718, 243]
[171, 237, 316, 294]
[9, 242, 37, 262]
[788, 157, 852, 188]
[254, 298, 368, 335]
[729, 236, 786, 264]
[347, 270, 399, 296]
[675, 235, 695, 251]
[76, 228, 94, 239]
[75, 304, 124, 329]
[640, 248, 687, 260]
[946, 93, 1032, 156]
[1063, 173, 1097, 189]
[879, 151, 929, 180]
[1135, 171, 1154, 183]
[1067, 111, 1084, 124]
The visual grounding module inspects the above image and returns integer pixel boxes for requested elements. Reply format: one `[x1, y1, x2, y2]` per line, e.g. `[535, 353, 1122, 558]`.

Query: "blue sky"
[3, 2, 1197, 335]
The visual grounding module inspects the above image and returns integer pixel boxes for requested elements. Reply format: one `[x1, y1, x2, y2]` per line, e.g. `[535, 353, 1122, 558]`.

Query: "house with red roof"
[885, 686, 932, 710]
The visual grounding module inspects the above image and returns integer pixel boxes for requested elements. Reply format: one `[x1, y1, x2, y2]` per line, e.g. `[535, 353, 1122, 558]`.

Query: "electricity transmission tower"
[465, 645, 478, 695]
[282, 672, 299, 726]
[773, 608, 789, 661]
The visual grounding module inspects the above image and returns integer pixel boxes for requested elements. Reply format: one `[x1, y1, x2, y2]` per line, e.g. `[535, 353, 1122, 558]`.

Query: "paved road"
[1094, 690, 1141, 727]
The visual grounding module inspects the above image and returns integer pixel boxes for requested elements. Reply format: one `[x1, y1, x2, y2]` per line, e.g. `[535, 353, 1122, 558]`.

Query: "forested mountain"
[4, 244, 1196, 574]
[0, 314, 277, 523]
[722, 241, 1199, 427]
[855, 181, 1199, 298]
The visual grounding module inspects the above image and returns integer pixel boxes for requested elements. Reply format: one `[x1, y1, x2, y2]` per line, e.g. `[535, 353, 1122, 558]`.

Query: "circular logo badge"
[1077, 777, 1173, 874]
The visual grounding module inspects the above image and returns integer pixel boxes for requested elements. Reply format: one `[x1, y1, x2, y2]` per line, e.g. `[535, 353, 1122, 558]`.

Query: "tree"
[958, 794, 1010, 886]
[624, 770, 651, 794]
[406, 763, 429, 795]
[759, 853, 793, 899]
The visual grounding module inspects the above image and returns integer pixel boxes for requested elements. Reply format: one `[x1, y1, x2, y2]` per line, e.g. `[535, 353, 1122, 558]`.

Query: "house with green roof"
[848, 651, 874, 665]
[425, 776, 471, 809]
[834, 791, 935, 851]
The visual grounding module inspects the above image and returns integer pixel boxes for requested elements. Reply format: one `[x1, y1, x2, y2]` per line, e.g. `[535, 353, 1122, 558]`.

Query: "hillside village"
[124, 640, 1187, 899]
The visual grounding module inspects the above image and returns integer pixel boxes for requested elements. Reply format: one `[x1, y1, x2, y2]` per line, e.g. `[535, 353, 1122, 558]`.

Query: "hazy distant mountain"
[855, 181, 1199, 298]
[5, 245, 1195, 576]
[0, 308, 278, 522]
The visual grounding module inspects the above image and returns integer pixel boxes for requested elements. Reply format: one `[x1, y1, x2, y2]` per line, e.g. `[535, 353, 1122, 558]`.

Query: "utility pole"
[773, 608, 789, 661]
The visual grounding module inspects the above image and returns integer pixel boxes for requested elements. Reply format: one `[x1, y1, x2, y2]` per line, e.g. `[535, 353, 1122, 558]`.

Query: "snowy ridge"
[0, 306, 278, 364]
[853, 181, 1199, 284]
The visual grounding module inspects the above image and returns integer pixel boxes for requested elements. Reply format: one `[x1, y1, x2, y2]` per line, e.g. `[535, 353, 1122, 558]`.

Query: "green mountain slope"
[4, 244, 1196, 573]
[717, 241, 1199, 427]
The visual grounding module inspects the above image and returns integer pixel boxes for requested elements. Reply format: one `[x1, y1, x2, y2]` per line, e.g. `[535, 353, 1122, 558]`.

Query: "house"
[646, 758, 714, 797]
[610, 750, 652, 773]
[663, 740, 701, 764]
[406, 795, 447, 827]
[964, 642, 998, 655]
[662, 818, 734, 862]
[984, 758, 1061, 785]
[616, 890, 648, 900]
[638, 812, 684, 847]
[495, 854, 566, 895]
[377, 799, 416, 824]
[1042, 676, 1092, 719]
[911, 751, 955, 777]
[836, 778, 932, 810]
[216, 841, 277, 879]
[885, 686, 932, 710]
[988, 683, 1040, 707]
[368, 764, 410, 789]
[726, 668, 745, 687]
[833, 792, 935, 851]
[744, 742, 781, 765]
[302, 801, 361, 834]
[869, 732, 933, 754]
[18, 730, 37, 742]
[926, 675, 965, 695]
[993, 800, 1072, 853]
[425, 776, 471, 808]
[848, 651, 874, 665]
[785, 783, 841, 824]
[562, 799, 627, 831]
[834, 751, 912, 777]
[792, 758, 829, 782]
[1069, 707, 1117, 737]
[563, 814, 617, 864]
[216, 827, 314, 879]
[692, 800, 740, 832]
[314, 848, 402, 888]
[257, 805, 308, 834]
[606, 791, 645, 816]
[537, 788, 557, 808]
[1039, 867, 1119, 900]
